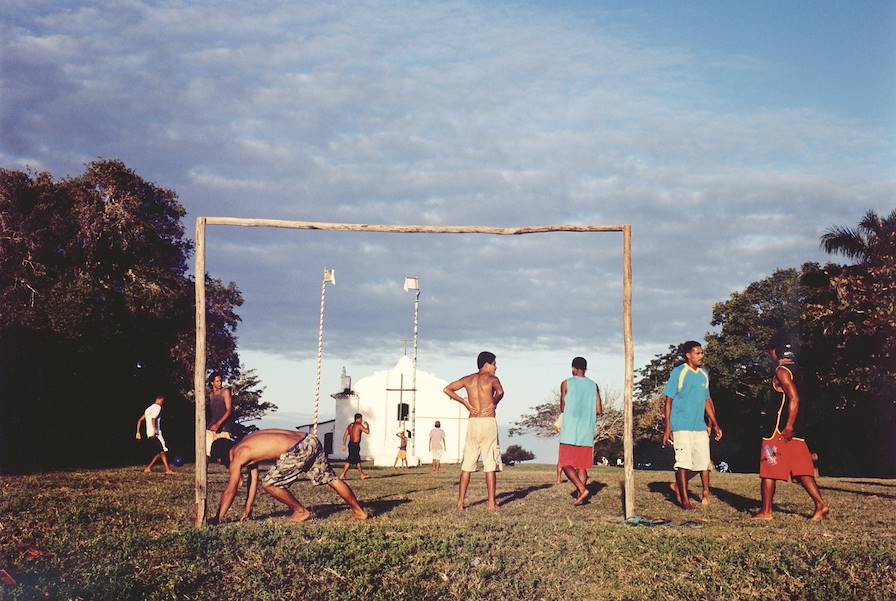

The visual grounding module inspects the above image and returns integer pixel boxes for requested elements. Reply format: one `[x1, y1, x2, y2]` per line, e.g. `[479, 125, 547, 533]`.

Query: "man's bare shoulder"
[455, 372, 479, 385]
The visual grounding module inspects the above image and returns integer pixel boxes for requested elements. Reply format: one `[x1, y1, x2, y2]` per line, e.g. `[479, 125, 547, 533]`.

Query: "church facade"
[331, 356, 468, 466]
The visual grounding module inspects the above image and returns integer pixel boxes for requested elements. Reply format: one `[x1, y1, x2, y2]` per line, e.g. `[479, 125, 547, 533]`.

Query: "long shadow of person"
[845, 480, 896, 488]
[819, 485, 896, 500]
[709, 486, 802, 517]
[647, 480, 680, 506]
[567, 481, 607, 501]
[264, 498, 411, 520]
[467, 483, 555, 508]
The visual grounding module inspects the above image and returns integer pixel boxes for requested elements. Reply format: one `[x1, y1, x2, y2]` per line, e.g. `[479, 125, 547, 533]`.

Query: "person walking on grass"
[444, 351, 504, 511]
[339, 413, 369, 480]
[212, 429, 367, 523]
[429, 421, 447, 474]
[394, 430, 410, 468]
[558, 356, 603, 506]
[135, 394, 174, 474]
[753, 336, 829, 521]
[662, 341, 722, 510]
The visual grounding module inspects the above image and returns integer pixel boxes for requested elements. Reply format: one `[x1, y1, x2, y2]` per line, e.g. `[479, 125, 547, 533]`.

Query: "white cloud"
[2, 1, 893, 418]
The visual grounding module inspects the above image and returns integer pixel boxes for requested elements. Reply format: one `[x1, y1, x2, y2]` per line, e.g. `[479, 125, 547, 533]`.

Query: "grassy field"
[1, 463, 893, 600]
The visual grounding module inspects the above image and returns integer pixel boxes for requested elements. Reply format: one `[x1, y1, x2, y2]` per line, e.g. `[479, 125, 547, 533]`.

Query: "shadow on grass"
[466, 483, 555, 508]
[820, 485, 896, 500]
[647, 480, 687, 506]
[708, 486, 805, 518]
[334, 471, 410, 480]
[265, 498, 412, 520]
[367, 485, 445, 500]
[843, 480, 896, 489]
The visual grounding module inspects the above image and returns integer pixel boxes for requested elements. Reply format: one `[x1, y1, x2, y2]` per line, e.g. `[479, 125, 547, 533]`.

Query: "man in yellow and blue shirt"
[662, 341, 722, 510]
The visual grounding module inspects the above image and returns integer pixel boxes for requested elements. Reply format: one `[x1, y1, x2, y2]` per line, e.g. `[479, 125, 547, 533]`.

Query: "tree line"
[0, 161, 274, 472]
[513, 209, 895, 476]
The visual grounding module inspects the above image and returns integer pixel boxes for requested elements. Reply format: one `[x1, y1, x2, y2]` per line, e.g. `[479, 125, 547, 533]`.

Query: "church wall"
[331, 357, 469, 466]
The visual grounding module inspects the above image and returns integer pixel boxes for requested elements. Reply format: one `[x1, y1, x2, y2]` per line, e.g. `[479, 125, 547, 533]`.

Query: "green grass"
[1, 464, 893, 600]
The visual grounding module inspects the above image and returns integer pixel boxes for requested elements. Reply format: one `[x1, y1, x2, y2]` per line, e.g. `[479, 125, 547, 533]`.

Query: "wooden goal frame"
[193, 218, 634, 526]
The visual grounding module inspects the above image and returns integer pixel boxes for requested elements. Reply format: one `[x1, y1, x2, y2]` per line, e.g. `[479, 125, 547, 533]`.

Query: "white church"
[325, 356, 469, 466]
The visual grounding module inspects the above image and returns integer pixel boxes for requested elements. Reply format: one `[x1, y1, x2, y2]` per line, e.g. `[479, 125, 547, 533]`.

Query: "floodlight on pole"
[312, 268, 335, 441]
[403, 276, 420, 463]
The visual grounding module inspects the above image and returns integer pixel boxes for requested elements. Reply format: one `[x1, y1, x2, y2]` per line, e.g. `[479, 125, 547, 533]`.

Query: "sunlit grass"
[1, 464, 893, 600]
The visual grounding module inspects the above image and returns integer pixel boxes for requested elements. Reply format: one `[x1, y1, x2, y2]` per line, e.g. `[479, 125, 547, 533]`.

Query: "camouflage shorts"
[262, 436, 336, 488]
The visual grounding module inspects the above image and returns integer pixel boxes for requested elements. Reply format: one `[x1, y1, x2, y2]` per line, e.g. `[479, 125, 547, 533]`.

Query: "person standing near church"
[394, 430, 410, 468]
[339, 413, 370, 480]
[558, 356, 602, 506]
[444, 351, 504, 512]
[429, 421, 447, 473]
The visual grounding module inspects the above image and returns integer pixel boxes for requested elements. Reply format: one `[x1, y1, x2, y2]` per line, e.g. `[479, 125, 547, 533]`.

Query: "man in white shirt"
[135, 395, 174, 474]
[428, 421, 447, 474]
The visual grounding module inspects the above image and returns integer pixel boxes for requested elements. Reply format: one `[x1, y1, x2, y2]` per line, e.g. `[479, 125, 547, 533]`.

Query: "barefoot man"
[754, 336, 829, 521]
[558, 356, 603, 506]
[135, 394, 174, 474]
[429, 421, 447, 474]
[444, 351, 504, 511]
[214, 429, 367, 523]
[339, 413, 370, 480]
[662, 341, 722, 510]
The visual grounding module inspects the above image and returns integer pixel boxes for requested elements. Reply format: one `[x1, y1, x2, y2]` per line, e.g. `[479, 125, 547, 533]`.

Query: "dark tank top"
[208, 389, 231, 433]
[768, 363, 806, 437]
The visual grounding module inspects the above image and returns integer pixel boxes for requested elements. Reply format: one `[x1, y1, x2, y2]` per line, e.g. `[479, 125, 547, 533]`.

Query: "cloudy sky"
[3, 1, 894, 442]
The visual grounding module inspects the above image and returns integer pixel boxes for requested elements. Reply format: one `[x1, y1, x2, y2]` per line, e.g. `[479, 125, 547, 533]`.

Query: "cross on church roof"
[385, 373, 417, 400]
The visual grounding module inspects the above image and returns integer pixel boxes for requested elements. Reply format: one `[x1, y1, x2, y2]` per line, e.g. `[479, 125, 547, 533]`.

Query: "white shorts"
[206, 430, 232, 456]
[431, 448, 443, 461]
[672, 430, 711, 471]
[461, 417, 503, 473]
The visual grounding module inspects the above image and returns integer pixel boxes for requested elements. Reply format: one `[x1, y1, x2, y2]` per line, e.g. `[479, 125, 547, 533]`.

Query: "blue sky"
[2, 1, 894, 458]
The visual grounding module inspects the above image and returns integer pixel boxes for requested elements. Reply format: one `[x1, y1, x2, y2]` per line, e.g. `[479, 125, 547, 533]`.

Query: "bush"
[502, 444, 535, 465]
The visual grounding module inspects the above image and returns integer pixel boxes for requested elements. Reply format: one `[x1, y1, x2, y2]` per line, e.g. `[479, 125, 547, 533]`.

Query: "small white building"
[332, 357, 468, 466]
[296, 419, 336, 456]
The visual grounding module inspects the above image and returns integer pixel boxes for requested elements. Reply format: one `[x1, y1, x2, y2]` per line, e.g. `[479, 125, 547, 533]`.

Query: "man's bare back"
[347, 422, 366, 443]
[232, 429, 305, 466]
[444, 358, 503, 418]
[445, 351, 504, 512]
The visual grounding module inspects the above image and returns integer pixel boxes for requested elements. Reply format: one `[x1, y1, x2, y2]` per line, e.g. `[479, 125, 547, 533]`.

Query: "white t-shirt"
[429, 428, 445, 449]
[144, 403, 162, 437]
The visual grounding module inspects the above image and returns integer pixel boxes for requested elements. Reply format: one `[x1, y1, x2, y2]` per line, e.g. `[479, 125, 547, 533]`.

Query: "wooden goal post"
[193, 218, 634, 526]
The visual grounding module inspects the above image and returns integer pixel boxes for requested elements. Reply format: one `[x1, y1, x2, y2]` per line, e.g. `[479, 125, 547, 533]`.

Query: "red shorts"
[558, 444, 593, 470]
[759, 433, 814, 481]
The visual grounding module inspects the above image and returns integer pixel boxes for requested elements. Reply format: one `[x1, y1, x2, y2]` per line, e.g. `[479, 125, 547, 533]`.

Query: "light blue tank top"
[559, 376, 598, 447]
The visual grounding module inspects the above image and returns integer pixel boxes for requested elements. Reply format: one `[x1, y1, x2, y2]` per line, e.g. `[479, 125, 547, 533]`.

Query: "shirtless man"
[443, 351, 504, 511]
[394, 430, 409, 468]
[339, 413, 370, 480]
[212, 428, 367, 523]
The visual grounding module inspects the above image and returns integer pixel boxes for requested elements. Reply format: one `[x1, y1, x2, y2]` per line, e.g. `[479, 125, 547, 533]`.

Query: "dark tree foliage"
[0, 161, 271, 471]
[225, 367, 277, 440]
[501, 444, 535, 465]
[701, 269, 805, 471]
[632, 209, 895, 476]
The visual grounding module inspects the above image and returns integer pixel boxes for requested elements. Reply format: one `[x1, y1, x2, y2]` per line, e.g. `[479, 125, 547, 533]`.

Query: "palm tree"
[820, 208, 896, 264]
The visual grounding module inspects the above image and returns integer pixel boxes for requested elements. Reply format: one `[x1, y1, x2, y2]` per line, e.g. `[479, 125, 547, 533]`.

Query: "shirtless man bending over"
[212, 429, 367, 523]
[443, 351, 504, 511]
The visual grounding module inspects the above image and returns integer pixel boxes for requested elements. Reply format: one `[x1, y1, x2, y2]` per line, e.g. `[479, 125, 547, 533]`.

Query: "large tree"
[800, 208, 896, 474]
[820, 208, 896, 265]
[0, 161, 271, 471]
